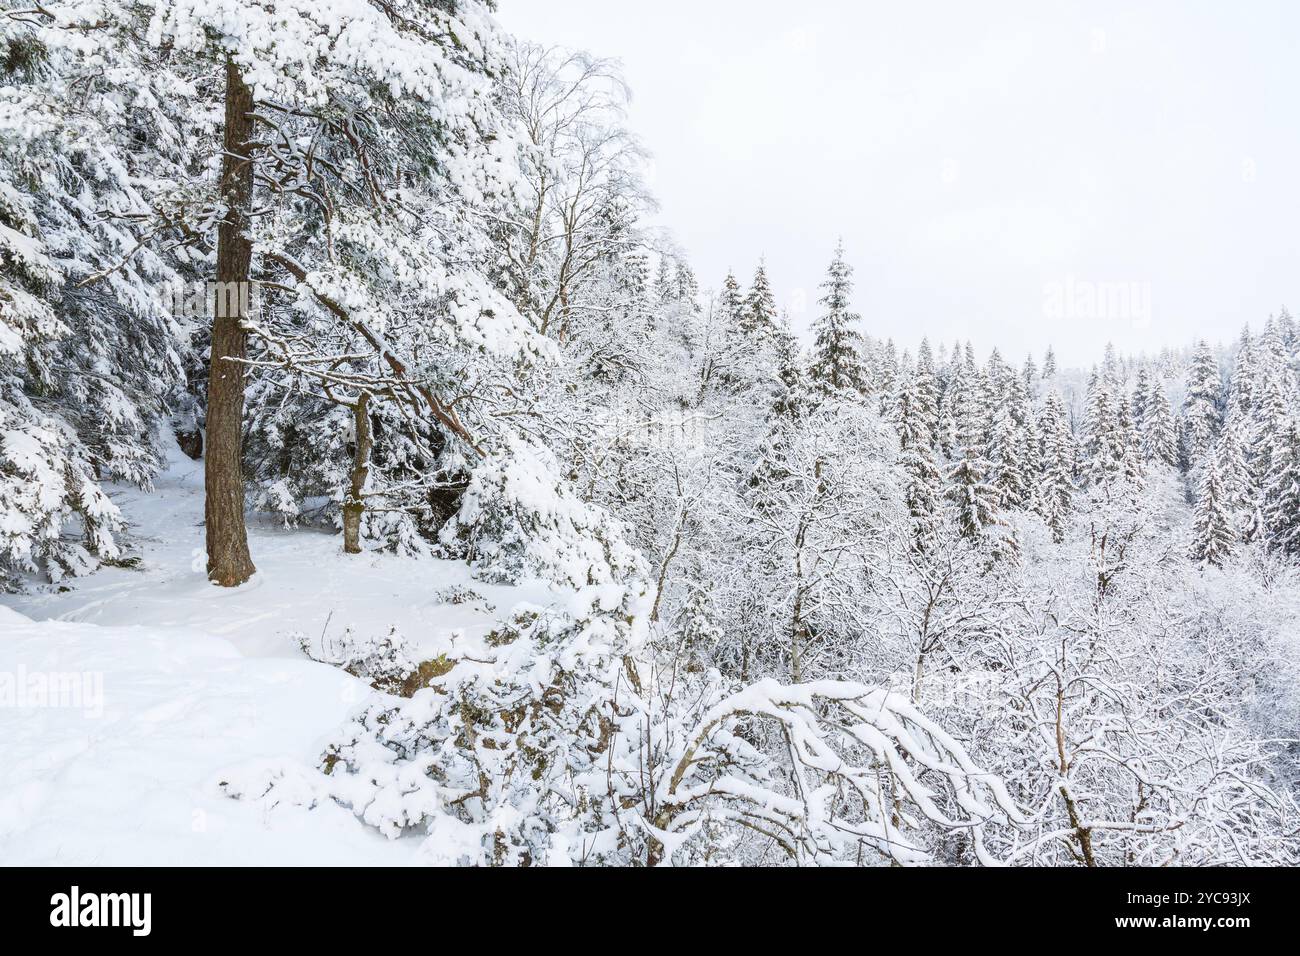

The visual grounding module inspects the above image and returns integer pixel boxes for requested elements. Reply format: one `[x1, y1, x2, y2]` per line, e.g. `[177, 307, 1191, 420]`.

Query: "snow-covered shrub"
[0, 402, 124, 586]
[227, 571, 1034, 867]
[439, 437, 649, 590]
[224, 610, 1031, 866]
[431, 584, 493, 609]
[225, 588, 647, 865]
[294, 625, 446, 698]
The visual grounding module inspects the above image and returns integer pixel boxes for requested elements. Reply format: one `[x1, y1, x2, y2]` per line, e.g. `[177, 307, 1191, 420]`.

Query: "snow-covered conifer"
[1190, 459, 1236, 567]
[807, 242, 870, 398]
[1183, 340, 1224, 464]
[1035, 391, 1075, 542]
[1262, 418, 1300, 557]
[1142, 377, 1180, 467]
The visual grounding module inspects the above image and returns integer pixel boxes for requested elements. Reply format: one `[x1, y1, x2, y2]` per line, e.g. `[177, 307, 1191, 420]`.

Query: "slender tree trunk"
[791, 510, 811, 684]
[205, 57, 256, 587]
[649, 502, 686, 624]
[342, 393, 373, 555]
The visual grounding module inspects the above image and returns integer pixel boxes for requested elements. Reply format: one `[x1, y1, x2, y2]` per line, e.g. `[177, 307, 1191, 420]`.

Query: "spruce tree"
[1263, 419, 1300, 557]
[894, 369, 943, 549]
[915, 338, 941, 446]
[674, 260, 701, 306]
[875, 339, 900, 415]
[1226, 326, 1256, 426]
[1036, 391, 1075, 543]
[0, 14, 186, 584]
[937, 359, 971, 459]
[947, 455, 998, 538]
[946, 451, 1018, 562]
[807, 241, 870, 397]
[1214, 423, 1251, 516]
[1183, 341, 1223, 465]
[770, 314, 811, 422]
[675, 584, 724, 674]
[1023, 354, 1038, 390]
[742, 262, 779, 344]
[1190, 459, 1236, 567]
[965, 367, 995, 455]
[1020, 415, 1042, 494]
[988, 406, 1030, 510]
[1083, 369, 1122, 485]
[1249, 374, 1290, 494]
[1115, 390, 1144, 485]
[720, 271, 745, 329]
[1142, 378, 1179, 467]
[1132, 367, 1151, 428]
[716, 268, 775, 392]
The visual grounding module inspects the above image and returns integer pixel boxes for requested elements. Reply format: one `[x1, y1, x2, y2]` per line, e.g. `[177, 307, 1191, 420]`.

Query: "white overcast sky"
[498, 0, 1300, 365]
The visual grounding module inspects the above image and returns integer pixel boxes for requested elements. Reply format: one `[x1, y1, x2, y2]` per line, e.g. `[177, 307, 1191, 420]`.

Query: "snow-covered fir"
[1, 1, 1299, 868]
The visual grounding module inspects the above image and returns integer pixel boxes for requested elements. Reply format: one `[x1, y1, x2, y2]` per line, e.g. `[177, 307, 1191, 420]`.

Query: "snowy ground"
[0, 446, 548, 865]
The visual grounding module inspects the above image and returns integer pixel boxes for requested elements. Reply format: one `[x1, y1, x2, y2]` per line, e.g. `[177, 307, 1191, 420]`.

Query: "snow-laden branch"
[640, 677, 1027, 866]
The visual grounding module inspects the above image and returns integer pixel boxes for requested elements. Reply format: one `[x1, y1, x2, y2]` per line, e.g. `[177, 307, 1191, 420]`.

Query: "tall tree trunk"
[205, 57, 256, 587]
[342, 394, 372, 555]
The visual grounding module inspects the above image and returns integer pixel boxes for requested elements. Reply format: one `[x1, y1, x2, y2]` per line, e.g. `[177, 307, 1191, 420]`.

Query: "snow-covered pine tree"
[1227, 326, 1256, 427]
[0, 9, 188, 585]
[672, 581, 725, 674]
[1002, 356, 1030, 424]
[1262, 418, 1300, 557]
[219, 3, 571, 569]
[769, 313, 810, 421]
[720, 270, 745, 331]
[1190, 458, 1236, 567]
[894, 367, 944, 549]
[0, 173, 125, 585]
[936, 356, 970, 459]
[1131, 367, 1151, 428]
[1114, 389, 1144, 485]
[807, 241, 870, 398]
[915, 337, 941, 445]
[1082, 369, 1118, 484]
[1248, 373, 1289, 495]
[1214, 421, 1252, 518]
[1141, 375, 1180, 467]
[1183, 340, 1224, 465]
[1035, 390, 1075, 543]
[945, 450, 1017, 562]
[1020, 413, 1041, 493]
[710, 260, 782, 390]
[709, 268, 777, 393]
[875, 338, 901, 417]
[742, 261, 779, 344]
[673, 259, 701, 306]
[988, 405, 1030, 510]
[969, 365, 998, 455]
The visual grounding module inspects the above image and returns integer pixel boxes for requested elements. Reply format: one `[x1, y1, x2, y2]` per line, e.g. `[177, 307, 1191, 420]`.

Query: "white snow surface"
[0, 446, 557, 865]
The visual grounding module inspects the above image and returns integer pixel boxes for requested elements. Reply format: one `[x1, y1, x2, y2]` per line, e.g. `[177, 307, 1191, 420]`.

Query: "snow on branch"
[640, 677, 1027, 866]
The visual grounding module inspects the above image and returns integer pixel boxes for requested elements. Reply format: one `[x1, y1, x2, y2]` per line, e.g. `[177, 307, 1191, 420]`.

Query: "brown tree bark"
[205, 57, 257, 587]
[342, 393, 373, 555]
